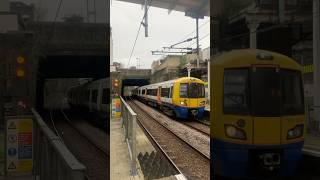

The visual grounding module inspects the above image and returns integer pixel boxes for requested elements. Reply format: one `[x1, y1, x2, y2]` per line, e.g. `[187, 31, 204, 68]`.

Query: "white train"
[67, 78, 109, 128]
[133, 77, 206, 119]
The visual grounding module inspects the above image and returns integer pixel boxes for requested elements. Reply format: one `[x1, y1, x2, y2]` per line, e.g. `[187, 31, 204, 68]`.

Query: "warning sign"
[8, 162, 16, 170]
[8, 134, 17, 143]
[8, 122, 17, 129]
[112, 98, 121, 118]
[6, 116, 33, 174]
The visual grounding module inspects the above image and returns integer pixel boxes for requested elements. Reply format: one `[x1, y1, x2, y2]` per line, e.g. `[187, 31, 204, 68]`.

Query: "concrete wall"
[44, 79, 80, 109]
[0, 0, 9, 12]
[0, 14, 18, 32]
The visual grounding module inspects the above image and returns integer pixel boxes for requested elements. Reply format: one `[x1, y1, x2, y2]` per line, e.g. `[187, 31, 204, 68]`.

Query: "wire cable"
[127, 0, 153, 68]
[178, 19, 210, 43]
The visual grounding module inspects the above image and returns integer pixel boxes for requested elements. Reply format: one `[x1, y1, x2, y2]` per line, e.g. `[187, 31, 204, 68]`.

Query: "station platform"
[110, 117, 144, 180]
[303, 132, 320, 157]
[0, 176, 33, 180]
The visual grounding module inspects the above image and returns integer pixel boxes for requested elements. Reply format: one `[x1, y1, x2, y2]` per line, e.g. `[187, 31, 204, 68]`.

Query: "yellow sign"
[303, 64, 313, 74]
[6, 117, 33, 175]
[112, 98, 121, 118]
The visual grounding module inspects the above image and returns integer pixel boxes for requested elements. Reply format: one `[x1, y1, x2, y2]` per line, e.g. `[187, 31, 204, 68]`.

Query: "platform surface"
[303, 132, 320, 157]
[0, 176, 33, 180]
[110, 117, 144, 180]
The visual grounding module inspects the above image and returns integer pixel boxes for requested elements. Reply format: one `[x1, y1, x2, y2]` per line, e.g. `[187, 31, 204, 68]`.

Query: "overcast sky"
[15, 0, 210, 69]
[16, 0, 109, 22]
[111, 0, 210, 69]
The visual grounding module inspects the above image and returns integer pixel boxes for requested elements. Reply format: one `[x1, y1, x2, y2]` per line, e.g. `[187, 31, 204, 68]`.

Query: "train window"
[142, 89, 145, 95]
[189, 83, 205, 98]
[251, 67, 281, 116]
[161, 88, 170, 98]
[147, 89, 157, 96]
[180, 83, 188, 98]
[223, 69, 250, 114]
[281, 70, 304, 114]
[91, 89, 98, 103]
[102, 88, 108, 104]
[85, 90, 90, 102]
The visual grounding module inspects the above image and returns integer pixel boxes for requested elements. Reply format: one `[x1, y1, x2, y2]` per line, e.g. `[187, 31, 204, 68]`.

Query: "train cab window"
[251, 67, 281, 116]
[189, 83, 205, 98]
[142, 89, 145, 95]
[91, 89, 98, 103]
[180, 83, 188, 98]
[281, 70, 304, 114]
[102, 88, 108, 104]
[223, 69, 250, 114]
[161, 88, 170, 98]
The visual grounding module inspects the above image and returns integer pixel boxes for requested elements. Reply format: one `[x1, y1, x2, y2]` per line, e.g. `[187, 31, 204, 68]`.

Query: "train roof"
[138, 77, 205, 89]
[212, 49, 302, 70]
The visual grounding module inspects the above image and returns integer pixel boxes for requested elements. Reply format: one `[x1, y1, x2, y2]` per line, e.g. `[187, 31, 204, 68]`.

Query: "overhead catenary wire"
[44, 0, 64, 50]
[187, 33, 210, 48]
[127, 0, 153, 68]
[178, 19, 210, 43]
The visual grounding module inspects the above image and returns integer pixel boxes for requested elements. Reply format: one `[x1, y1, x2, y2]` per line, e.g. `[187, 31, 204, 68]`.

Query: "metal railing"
[32, 109, 86, 180]
[306, 105, 320, 133]
[120, 96, 137, 175]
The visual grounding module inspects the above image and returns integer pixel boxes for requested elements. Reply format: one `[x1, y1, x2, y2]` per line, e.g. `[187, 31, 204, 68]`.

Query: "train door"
[157, 86, 161, 104]
[188, 82, 202, 108]
[251, 67, 281, 145]
[169, 84, 173, 104]
[96, 81, 103, 111]
[89, 89, 93, 112]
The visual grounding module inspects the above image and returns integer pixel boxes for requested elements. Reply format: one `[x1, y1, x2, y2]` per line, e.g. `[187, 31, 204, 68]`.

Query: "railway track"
[132, 98, 210, 136]
[132, 99, 210, 157]
[179, 121, 210, 136]
[127, 100, 210, 180]
[48, 110, 109, 180]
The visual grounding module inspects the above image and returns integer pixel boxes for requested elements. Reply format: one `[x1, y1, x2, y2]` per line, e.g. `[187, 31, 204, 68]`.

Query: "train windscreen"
[281, 70, 304, 115]
[251, 67, 282, 116]
[223, 67, 304, 116]
[180, 83, 205, 98]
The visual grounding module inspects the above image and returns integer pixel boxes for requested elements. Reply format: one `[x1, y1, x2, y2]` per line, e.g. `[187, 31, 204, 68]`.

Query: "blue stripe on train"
[138, 96, 205, 119]
[211, 139, 303, 178]
[174, 106, 205, 119]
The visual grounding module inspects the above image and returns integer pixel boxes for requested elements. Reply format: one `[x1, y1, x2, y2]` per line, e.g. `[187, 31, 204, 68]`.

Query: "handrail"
[31, 108, 86, 180]
[119, 97, 137, 176]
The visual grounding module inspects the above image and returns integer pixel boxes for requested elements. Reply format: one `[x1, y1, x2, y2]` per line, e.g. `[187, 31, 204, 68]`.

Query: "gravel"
[128, 101, 210, 180]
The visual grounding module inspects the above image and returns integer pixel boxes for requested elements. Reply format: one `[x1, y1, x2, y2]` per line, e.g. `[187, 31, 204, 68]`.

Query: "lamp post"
[186, 62, 192, 77]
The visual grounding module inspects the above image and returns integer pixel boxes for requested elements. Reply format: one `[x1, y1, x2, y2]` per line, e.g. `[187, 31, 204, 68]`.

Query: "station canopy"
[116, 0, 210, 17]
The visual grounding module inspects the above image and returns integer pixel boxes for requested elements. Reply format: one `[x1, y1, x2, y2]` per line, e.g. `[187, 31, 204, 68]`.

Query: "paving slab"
[303, 133, 320, 157]
[110, 117, 144, 180]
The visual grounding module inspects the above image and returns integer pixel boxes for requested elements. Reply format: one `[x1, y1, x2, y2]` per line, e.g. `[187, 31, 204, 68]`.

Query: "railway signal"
[113, 79, 119, 87]
[16, 55, 26, 78]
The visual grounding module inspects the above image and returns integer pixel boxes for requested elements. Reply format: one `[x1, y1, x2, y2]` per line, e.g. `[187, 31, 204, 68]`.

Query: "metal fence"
[306, 105, 320, 133]
[32, 109, 86, 180]
[120, 96, 137, 175]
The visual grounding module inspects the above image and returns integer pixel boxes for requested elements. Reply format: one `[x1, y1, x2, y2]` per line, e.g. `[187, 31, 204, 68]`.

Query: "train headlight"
[225, 125, 247, 140]
[180, 101, 187, 106]
[199, 101, 205, 106]
[287, 125, 304, 139]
